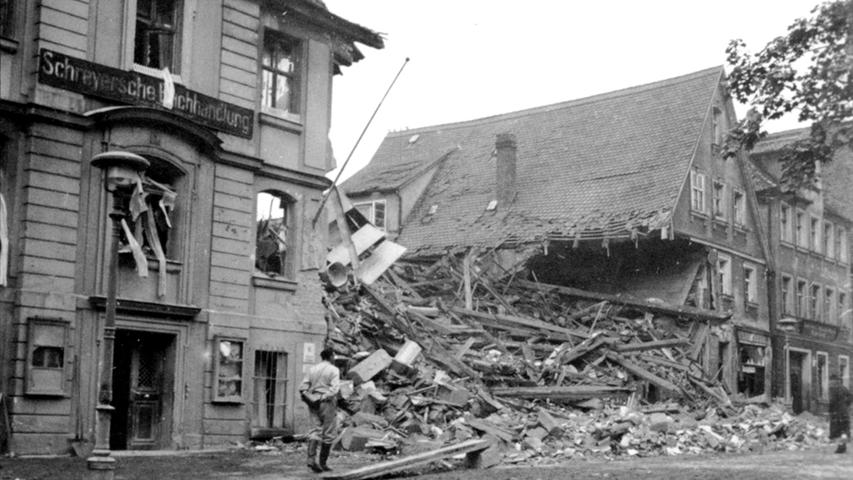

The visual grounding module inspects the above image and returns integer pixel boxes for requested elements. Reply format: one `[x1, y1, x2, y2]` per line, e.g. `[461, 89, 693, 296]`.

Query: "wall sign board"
[38, 49, 253, 138]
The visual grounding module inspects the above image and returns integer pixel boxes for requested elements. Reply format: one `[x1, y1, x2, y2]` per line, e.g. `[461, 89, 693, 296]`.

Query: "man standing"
[300, 347, 340, 472]
[829, 373, 852, 453]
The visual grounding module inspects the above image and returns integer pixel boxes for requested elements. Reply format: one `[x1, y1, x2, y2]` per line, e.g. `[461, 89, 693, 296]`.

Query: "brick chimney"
[495, 133, 517, 205]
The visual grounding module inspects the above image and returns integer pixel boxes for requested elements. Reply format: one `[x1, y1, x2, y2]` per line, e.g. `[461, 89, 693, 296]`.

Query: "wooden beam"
[613, 338, 689, 353]
[451, 307, 588, 339]
[322, 439, 491, 480]
[489, 385, 633, 400]
[517, 280, 731, 323]
[605, 352, 681, 395]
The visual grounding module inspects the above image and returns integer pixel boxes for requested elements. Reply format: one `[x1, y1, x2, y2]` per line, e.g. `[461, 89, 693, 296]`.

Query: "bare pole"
[312, 57, 410, 227]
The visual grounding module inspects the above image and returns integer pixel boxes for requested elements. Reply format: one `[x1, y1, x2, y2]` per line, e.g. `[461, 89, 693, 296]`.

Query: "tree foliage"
[725, 0, 853, 189]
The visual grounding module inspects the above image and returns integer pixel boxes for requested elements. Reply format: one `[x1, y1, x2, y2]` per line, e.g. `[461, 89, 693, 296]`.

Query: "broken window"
[252, 350, 288, 430]
[743, 264, 757, 304]
[737, 344, 765, 397]
[354, 200, 387, 231]
[781, 275, 793, 315]
[690, 169, 706, 213]
[121, 158, 179, 258]
[733, 189, 745, 225]
[256, 191, 294, 278]
[26, 317, 68, 396]
[712, 180, 726, 219]
[214, 337, 244, 402]
[262, 30, 301, 114]
[134, 0, 181, 71]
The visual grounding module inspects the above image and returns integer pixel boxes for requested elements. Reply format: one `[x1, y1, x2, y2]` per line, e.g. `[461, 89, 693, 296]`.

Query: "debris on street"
[322, 251, 831, 472]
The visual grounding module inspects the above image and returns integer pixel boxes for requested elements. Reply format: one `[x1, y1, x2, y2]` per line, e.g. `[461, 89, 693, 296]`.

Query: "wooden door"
[127, 342, 164, 449]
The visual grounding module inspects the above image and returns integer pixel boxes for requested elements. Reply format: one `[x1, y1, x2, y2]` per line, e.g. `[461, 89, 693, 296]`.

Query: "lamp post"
[87, 152, 149, 479]
[778, 316, 799, 408]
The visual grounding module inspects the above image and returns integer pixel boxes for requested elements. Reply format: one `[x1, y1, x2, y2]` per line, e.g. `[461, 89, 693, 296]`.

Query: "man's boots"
[318, 442, 333, 472]
[307, 440, 322, 472]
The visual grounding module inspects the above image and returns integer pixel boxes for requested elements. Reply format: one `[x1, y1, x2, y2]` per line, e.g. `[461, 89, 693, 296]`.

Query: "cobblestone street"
[1, 445, 852, 480]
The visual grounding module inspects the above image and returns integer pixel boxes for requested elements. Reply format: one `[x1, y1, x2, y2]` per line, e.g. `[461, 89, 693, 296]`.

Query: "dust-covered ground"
[1, 444, 852, 480]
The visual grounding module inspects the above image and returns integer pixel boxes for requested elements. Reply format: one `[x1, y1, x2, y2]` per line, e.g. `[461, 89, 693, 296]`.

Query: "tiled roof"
[350, 67, 725, 255]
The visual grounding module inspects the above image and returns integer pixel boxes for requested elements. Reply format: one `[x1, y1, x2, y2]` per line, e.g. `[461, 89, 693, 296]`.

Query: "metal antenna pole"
[312, 57, 410, 227]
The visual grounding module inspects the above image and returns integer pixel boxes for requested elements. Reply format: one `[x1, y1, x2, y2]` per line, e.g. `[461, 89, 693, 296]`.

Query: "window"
[809, 284, 821, 320]
[781, 275, 793, 315]
[214, 337, 244, 402]
[795, 210, 807, 248]
[262, 31, 302, 114]
[26, 318, 68, 396]
[817, 352, 829, 400]
[839, 227, 848, 262]
[796, 279, 807, 317]
[733, 189, 746, 226]
[690, 169, 706, 213]
[840, 356, 850, 389]
[717, 254, 732, 296]
[810, 216, 821, 252]
[825, 288, 835, 324]
[252, 350, 288, 430]
[840, 292, 848, 324]
[713, 180, 726, 219]
[712, 107, 723, 146]
[824, 222, 835, 258]
[256, 191, 295, 279]
[743, 264, 757, 304]
[0, 0, 14, 39]
[122, 157, 180, 262]
[134, 0, 181, 71]
[354, 200, 387, 231]
[780, 203, 793, 243]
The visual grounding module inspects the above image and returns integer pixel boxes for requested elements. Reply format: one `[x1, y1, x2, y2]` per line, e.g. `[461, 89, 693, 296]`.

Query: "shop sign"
[800, 319, 838, 342]
[37, 49, 253, 138]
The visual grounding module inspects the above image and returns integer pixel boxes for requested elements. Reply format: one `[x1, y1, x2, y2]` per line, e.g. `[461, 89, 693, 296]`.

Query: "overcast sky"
[324, 0, 821, 182]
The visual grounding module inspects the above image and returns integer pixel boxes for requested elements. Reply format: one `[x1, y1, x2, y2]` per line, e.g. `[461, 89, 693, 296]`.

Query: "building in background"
[0, 0, 381, 454]
[750, 128, 853, 414]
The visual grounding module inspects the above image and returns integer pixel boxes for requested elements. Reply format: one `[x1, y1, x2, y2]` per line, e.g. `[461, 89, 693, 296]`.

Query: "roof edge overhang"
[277, 0, 384, 49]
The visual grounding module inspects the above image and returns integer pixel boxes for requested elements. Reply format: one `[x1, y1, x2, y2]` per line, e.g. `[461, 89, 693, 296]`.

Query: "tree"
[725, 0, 853, 189]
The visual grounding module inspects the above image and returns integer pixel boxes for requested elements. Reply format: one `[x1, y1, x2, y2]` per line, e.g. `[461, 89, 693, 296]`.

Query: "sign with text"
[38, 49, 253, 138]
[800, 319, 838, 342]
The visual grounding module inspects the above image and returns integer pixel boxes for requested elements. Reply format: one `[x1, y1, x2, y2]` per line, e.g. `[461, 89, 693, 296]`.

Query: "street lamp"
[87, 151, 149, 479]
[778, 316, 799, 407]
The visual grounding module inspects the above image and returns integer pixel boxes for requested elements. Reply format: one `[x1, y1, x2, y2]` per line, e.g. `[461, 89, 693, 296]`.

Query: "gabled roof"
[349, 67, 726, 255]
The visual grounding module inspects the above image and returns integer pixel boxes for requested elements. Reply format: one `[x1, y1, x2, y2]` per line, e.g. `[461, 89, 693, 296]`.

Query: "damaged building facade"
[343, 67, 795, 404]
[750, 128, 853, 414]
[0, 0, 381, 454]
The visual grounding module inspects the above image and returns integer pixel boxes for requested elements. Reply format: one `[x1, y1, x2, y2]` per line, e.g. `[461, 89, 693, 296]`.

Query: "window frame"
[781, 274, 793, 315]
[839, 227, 848, 263]
[353, 199, 387, 231]
[213, 336, 246, 403]
[810, 216, 821, 253]
[252, 349, 289, 430]
[0, 0, 15, 41]
[743, 264, 758, 305]
[717, 253, 732, 296]
[824, 221, 835, 258]
[796, 278, 808, 318]
[809, 283, 821, 320]
[712, 179, 727, 220]
[733, 188, 746, 226]
[690, 169, 706, 214]
[133, 0, 183, 73]
[840, 355, 850, 389]
[780, 203, 793, 243]
[261, 29, 304, 118]
[795, 210, 808, 248]
[25, 317, 69, 397]
[824, 287, 835, 325]
[839, 291, 848, 324]
[254, 190, 297, 281]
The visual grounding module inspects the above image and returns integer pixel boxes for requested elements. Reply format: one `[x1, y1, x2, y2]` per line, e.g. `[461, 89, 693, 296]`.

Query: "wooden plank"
[605, 352, 681, 395]
[490, 385, 633, 401]
[451, 307, 588, 339]
[465, 419, 515, 443]
[517, 279, 731, 322]
[613, 338, 688, 353]
[322, 439, 490, 480]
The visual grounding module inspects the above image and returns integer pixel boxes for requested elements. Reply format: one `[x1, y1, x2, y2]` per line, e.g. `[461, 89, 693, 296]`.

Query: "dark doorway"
[789, 351, 808, 414]
[111, 330, 176, 450]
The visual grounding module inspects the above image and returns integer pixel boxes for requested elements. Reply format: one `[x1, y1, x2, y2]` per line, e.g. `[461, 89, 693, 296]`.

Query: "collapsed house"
[342, 67, 778, 402]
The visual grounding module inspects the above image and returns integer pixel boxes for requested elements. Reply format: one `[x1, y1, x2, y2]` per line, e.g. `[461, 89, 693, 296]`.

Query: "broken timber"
[517, 279, 731, 323]
[321, 439, 491, 480]
[489, 385, 633, 401]
[451, 306, 588, 339]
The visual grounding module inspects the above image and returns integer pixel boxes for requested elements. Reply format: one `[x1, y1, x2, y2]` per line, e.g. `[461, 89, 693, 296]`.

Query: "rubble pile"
[323, 253, 830, 466]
